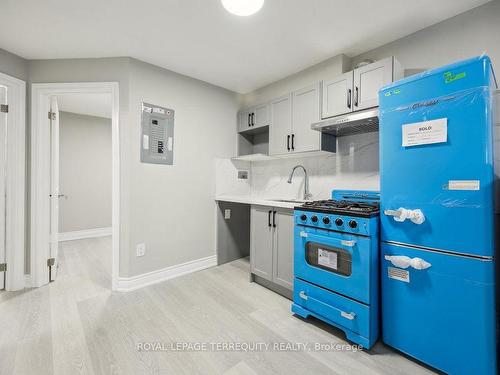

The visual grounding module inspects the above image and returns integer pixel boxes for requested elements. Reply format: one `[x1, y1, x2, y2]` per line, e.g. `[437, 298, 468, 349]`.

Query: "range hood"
[311, 108, 379, 137]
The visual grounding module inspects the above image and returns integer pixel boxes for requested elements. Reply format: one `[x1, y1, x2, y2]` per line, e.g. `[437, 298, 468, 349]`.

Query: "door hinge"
[0, 263, 6, 272]
[48, 111, 56, 120]
[0, 104, 8, 113]
[47, 258, 55, 267]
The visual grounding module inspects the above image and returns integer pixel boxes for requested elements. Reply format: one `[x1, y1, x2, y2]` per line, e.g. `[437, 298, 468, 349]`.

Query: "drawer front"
[294, 278, 370, 337]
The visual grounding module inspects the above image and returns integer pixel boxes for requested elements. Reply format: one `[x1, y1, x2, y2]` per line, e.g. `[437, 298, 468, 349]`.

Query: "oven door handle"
[299, 231, 356, 247]
[298, 291, 356, 320]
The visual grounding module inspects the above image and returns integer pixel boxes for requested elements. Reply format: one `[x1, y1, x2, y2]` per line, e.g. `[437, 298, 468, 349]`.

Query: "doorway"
[0, 72, 25, 292]
[31, 83, 120, 290]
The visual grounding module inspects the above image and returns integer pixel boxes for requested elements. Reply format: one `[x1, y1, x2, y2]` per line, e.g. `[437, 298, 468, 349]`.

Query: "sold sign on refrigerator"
[402, 118, 448, 147]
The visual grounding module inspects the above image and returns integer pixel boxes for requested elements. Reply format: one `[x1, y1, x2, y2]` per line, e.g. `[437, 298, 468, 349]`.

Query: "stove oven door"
[294, 226, 372, 304]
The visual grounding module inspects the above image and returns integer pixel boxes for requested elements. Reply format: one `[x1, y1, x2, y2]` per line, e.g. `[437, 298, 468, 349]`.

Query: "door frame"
[31, 82, 120, 290]
[0, 72, 26, 291]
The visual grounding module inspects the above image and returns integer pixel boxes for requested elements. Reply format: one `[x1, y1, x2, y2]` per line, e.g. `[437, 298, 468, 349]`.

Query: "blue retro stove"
[291, 190, 380, 348]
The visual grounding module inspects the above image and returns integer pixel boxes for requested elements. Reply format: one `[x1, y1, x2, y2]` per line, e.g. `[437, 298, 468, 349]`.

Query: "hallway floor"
[0, 237, 436, 375]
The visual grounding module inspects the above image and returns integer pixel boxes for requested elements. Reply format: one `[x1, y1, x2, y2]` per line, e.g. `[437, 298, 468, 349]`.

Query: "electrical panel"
[141, 102, 174, 165]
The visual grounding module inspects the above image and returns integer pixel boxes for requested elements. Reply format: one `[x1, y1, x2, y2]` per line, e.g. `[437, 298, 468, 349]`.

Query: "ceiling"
[57, 93, 112, 119]
[0, 0, 491, 93]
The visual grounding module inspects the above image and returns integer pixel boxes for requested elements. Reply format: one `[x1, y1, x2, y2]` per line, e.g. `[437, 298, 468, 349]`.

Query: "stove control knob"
[311, 215, 319, 223]
[348, 220, 358, 229]
[322, 217, 330, 225]
[335, 218, 344, 227]
[300, 214, 307, 221]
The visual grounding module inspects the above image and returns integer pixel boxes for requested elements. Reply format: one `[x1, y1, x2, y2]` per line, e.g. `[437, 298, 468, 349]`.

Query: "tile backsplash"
[216, 132, 380, 199]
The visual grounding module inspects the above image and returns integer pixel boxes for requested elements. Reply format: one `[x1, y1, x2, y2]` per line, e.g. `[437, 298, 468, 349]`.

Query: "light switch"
[224, 209, 231, 219]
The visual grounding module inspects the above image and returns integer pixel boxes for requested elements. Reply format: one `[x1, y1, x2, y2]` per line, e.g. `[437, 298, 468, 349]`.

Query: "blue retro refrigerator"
[379, 56, 498, 375]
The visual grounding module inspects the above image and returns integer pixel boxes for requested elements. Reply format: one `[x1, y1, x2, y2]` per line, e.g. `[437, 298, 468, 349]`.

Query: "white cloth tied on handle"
[385, 255, 432, 270]
[384, 208, 425, 225]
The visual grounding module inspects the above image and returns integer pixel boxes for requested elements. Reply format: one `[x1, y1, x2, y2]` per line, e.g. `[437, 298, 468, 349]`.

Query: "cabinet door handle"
[354, 86, 359, 107]
[287, 135, 290, 151]
[248, 113, 251, 126]
[251, 113, 255, 126]
[291, 134, 295, 150]
[347, 88, 351, 108]
[273, 211, 277, 228]
[268, 210, 272, 227]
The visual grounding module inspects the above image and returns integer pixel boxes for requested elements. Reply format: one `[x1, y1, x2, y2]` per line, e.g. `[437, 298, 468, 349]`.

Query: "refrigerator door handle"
[384, 208, 425, 224]
[385, 255, 432, 270]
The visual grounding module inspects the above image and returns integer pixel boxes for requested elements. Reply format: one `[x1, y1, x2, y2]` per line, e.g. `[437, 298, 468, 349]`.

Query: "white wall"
[126, 58, 239, 277]
[241, 54, 350, 107]
[216, 133, 380, 200]
[0, 47, 28, 81]
[59, 111, 112, 233]
[29, 57, 240, 278]
[351, 0, 500, 75]
[250, 133, 379, 199]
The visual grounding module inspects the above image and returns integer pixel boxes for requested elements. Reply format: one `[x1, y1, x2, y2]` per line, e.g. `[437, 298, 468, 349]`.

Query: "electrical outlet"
[224, 209, 231, 219]
[136, 243, 146, 257]
[238, 170, 249, 180]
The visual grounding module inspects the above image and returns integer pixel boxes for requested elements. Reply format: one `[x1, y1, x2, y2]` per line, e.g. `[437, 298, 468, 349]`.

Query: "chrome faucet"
[287, 165, 312, 200]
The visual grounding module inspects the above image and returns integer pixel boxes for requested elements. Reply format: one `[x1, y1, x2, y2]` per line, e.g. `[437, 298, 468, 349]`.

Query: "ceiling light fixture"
[221, 0, 264, 16]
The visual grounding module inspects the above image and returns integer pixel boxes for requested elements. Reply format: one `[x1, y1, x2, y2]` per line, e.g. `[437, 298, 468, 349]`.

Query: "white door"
[292, 83, 321, 153]
[238, 110, 251, 132]
[353, 57, 393, 110]
[269, 94, 292, 156]
[322, 71, 353, 119]
[250, 206, 273, 281]
[49, 96, 60, 281]
[0, 86, 6, 289]
[272, 208, 294, 290]
[253, 103, 269, 129]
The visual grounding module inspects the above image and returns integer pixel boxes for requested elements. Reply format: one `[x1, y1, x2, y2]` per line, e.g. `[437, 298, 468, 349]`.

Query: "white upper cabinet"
[253, 103, 269, 129]
[321, 56, 403, 119]
[292, 83, 321, 153]
[353, 57, 394, 111]
[322, 71, 353, 119]
[269, 94, 292, 156]
[269, 83, 328, 156]
[238, 109, 251, 132]
[238, 103, 270, 133]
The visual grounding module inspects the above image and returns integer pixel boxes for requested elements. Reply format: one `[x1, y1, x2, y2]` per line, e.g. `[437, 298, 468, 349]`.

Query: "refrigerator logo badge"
[384, 88, 401, 97]
[444, 71, 466, 84]
[411, 99, 438, 110]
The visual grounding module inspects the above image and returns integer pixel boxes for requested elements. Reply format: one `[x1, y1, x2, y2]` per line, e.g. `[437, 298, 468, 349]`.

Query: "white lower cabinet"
[250, 205, 294, 290]
[272, 209, 294, 289]
[250, 206, 274, 279]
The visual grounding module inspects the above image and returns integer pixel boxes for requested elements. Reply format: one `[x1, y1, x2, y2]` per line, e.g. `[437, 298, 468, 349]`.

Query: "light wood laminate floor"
[0, 237, 437, 375]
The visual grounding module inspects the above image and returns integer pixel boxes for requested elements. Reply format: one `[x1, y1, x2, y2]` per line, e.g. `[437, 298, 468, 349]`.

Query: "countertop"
[215, 195, 307, 209]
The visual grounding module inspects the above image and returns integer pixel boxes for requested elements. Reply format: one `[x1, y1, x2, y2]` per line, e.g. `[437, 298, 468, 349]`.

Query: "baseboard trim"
[116, 255, 217, 292]
[58, 227, 112, 242]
